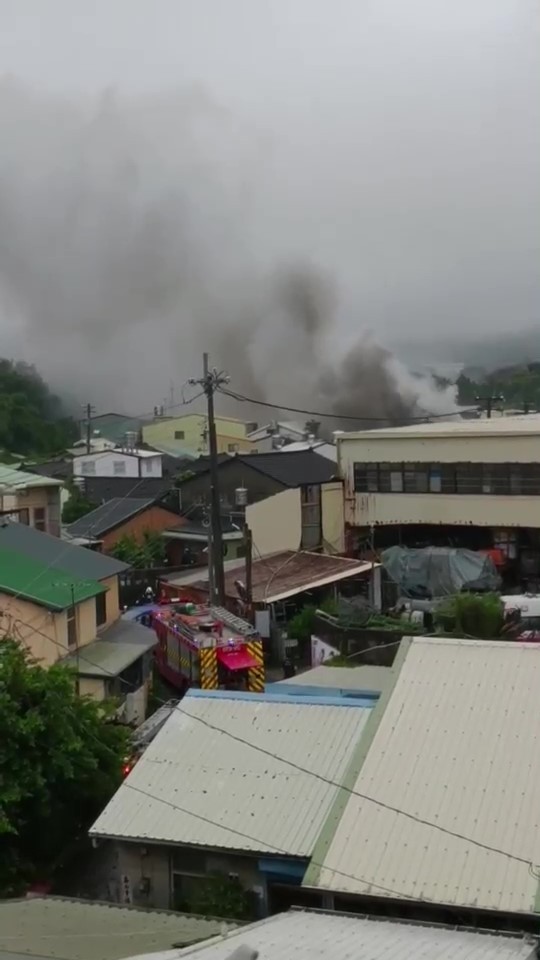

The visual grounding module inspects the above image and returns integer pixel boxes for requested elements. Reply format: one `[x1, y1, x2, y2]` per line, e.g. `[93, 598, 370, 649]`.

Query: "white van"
[501, 595, 540, 639]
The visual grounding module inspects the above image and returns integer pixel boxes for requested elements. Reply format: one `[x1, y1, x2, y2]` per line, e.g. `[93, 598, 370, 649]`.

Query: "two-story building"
[337, 414, 540, 586]
[73, 448, 163, 480]
[0, 521, 155, 721]
[142, 413, 257, 457]
[0, 464, 63, 537]
[174, 450, 342, 554]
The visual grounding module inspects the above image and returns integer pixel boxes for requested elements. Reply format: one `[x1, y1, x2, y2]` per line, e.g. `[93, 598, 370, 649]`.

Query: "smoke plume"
[0, 80, 456, 426]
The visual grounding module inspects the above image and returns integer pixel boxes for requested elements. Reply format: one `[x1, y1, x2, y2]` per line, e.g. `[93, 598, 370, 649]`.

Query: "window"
[67, 605, 77, 648]
[33, 507, 46, 531]
[17, 508, 30, 525]
[379, 464, 404, 493]
[113, 460, 126, 476]
[403, 463, 428, 494]
[96, 591, 107, 627]
[429, 466, 442, 493]
[171, 849, 208, 911]
[455, 463, 482, 495]
[228, 443, 239, 453]
[174, 430, 185, 440]
[144, 459, 153, 474]
[81, 460, 96, 475]
[301, 485, 322, 550]
[353, 462, 379, 492]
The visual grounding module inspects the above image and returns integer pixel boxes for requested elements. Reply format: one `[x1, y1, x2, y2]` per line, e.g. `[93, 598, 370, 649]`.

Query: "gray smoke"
[0, 80, 455, 424]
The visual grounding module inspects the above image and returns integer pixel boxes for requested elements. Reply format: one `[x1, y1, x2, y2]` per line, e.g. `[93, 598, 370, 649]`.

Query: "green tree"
[0, 639, 129, 895]
[61, 483, 98, 524]
[0, 359, 77, 455]
[435, 592, 505, 639]
[110, 530, 166, 568]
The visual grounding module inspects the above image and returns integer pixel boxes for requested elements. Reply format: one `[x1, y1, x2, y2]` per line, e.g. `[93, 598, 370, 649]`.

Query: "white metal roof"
[126, 910, 536, 960]
[0, 464, 63, 489]
[337, 413, 540, 441]
[305, 637, 540, 915]
[90, 692, 371, 856]
[277, 664, 392, 693]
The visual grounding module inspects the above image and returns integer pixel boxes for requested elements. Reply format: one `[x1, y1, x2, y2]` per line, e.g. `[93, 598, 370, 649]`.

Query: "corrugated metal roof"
[0, 463, 63, 488]
[0, 548, 105, 610]
[0, 896, 234, 960]
[276, 664, 391, 693]
[140, 909, 535, 960]
[90, 691, 372, 856]
[0, 520, 128, 579]
[338, 412, 540, 440]
[66, 498, 157, 537]
[62, 622, 156, 677]
[305, 637, 540, 915]
[168, 551, 378, 604]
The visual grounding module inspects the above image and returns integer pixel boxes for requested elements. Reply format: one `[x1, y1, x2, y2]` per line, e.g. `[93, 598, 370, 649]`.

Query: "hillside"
[0, 360, 77, 456]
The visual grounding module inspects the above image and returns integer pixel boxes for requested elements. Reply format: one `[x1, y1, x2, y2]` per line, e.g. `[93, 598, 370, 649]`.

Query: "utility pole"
[189, 355, 229, 604]
[83, 403, 96, 454]
[243, 523, 253, 621]
[475, 393, 504, 419]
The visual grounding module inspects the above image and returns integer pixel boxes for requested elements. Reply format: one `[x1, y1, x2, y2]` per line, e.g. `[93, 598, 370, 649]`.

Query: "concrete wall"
[78, 676, 106, 698]
[0, 592, 97, 664]
[115, 841, 265, 911]
[246, 488, 302, 556]
[2, 485, 62, 537]
[338, 432, 540, 529]
[143, 414, 254, 456]
[73, 452, 162, 479]
[101, 575, 121, 628]
[100, 506, 182, 552]
[321, 482, 345, 553]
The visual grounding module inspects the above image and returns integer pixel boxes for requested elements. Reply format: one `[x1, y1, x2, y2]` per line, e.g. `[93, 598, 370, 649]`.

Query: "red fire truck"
[152, 602, 265, 693]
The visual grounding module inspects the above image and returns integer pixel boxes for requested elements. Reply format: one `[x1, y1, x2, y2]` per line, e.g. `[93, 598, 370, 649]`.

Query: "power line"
[218, 387, 475, 424]
[22, 614, 536, 872]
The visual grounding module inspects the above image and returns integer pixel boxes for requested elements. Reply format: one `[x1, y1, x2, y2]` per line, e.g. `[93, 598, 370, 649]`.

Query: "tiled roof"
[0, 547, 105, 610]
[0, 895, 235, 960]
[173, 909, 535, 960]
[90, 689, 372, 855]
[65, 498, 157, 538]
[305, 637, 540, 916]
[81, 477, 173, 504]
[0, 520, 128, 579]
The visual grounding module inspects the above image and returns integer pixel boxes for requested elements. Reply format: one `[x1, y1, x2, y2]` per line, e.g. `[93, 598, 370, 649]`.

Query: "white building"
[73, 448, 163, 479]
[337, 415, 540, 577]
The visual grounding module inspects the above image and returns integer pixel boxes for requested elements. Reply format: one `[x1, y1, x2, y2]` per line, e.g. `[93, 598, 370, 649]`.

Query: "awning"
[216, 647, 258, 671]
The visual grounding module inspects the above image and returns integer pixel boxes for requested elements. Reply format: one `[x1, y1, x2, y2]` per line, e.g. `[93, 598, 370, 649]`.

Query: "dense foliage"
[435, 592, 505, 639]
[0, 640, 128, 895]
[110, 530, 166, 568]
[0, 359, 77, 455]
[61, 483, 98, 524]
[457, 363, 540, 411]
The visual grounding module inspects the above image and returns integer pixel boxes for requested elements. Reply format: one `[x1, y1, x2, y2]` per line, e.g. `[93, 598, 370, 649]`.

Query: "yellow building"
[142, 413, 258, 456]
[0, 523, 156, 723]
[0, 463, 63, 536]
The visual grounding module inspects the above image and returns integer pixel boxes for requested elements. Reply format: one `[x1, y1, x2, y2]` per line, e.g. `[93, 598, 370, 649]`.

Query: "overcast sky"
[0, 0, 538, 409]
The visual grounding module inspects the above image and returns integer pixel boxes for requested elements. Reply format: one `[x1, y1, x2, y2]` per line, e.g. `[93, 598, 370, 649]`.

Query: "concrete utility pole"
[83, 402, 96, 453]
[189, 355, 230, 604]
[475, 393, 504, 419]
[243, 523, 253, 620]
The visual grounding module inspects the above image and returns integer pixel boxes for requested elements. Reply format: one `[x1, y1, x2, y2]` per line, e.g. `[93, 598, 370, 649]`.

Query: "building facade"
[0, 465, 63, 537]
[73, 450, 163, 479]
[142, 414, 257, 456]
[338, 415, 540, 584]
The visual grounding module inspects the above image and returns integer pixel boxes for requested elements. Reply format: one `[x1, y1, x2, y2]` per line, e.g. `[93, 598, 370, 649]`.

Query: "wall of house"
[338, 432, 540, 529]
[216, 433, 258, 454]
[0, 592, 97, 663]
[3, 485, 62, 537]
[143, 414, 251, 456]
[100, 507, 183, 552]
[78, 676, 106, 698]
[73, 452, 162, 479]
[178, 461, 283, 516]
[321, 482, 345, 554]
[246, 488, 302, 556]
[101, 575, 121, 627]
[115, 841, 266, 912]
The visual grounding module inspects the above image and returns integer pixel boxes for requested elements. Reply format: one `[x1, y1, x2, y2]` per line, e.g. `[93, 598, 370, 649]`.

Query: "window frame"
[113, 459, 127, 476]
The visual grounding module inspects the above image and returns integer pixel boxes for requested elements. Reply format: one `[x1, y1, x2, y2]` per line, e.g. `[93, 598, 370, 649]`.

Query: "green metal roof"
[0, 896, 236, 960]
[0, 548, 105, 611]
